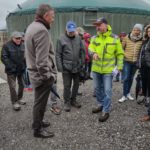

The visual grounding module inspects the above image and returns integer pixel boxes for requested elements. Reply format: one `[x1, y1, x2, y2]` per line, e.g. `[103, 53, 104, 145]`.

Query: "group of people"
[1, 3, 150, 139]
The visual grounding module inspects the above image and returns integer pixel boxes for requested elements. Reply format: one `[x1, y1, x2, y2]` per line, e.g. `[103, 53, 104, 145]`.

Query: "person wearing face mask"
[56, 21, 85, 112]
[89, 17, 124, 122]
[118, 24, 143, 103]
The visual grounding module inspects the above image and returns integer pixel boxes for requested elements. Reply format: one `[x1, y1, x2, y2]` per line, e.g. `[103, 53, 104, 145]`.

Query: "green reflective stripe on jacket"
[89, 25, 124, 74]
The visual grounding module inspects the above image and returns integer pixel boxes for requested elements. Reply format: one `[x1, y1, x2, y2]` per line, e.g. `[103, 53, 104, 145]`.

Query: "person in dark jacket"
[138, 24, 150, 121]
[1, 31, 26, 111]
[56, 21, 85, 112]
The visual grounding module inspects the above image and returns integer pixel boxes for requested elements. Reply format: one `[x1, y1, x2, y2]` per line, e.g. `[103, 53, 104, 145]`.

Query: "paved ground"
[0, 63, 150, 150]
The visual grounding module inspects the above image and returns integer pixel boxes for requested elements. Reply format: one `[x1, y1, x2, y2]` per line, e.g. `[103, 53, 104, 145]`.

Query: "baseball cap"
[11, 31, 22, 38]
[93, 17, 108, 25]
[66, 21, 77, 32]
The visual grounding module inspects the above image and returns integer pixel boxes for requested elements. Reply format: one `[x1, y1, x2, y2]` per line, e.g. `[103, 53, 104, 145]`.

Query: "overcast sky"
[0, 0, 26, 29]
[0, 0, 150, 29]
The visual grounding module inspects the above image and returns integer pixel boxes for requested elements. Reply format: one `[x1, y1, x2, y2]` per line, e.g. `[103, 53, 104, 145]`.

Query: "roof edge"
[6, 7, 150, 19]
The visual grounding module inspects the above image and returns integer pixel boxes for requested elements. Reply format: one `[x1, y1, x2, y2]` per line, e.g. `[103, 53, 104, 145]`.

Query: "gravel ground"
[0, 63, 150, 150]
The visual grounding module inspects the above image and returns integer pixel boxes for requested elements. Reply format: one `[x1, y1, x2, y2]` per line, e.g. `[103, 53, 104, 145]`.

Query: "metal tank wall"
[6, 11, 150, 46]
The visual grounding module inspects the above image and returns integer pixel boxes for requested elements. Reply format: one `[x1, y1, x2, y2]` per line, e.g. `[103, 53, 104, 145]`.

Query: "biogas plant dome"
[9, 0, 150, 14]
[6, 0, 150, 43]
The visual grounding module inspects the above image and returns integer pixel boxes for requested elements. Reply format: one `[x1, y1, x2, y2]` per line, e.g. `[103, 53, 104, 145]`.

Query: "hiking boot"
[18, 99, 26, 105]
[34, 129, 54, 138]
[118, 96, 127, 103]
[64, 103, 71, 112]
[99, 112, 109, 122]
[92, 106, 103, 113]
[71, 101, 81, 108]
[127, 93, 134, 100]
[13, 102, 21, 111]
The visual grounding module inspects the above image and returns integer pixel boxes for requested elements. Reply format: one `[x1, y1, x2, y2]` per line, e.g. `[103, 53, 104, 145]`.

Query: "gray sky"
[0, 0, 150, 29]
[0, 0, 26, 29]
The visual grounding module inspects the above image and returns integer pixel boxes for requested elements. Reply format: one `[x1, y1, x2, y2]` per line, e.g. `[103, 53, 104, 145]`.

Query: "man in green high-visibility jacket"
[89, 17, 124, 122]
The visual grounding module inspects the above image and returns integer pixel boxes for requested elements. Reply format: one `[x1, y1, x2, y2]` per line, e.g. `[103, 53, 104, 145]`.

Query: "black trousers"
[7, 74, 24, 104]
[140, 66, 150, 97]
[32, 81, 51, 130]
[62, 73, 79, 104]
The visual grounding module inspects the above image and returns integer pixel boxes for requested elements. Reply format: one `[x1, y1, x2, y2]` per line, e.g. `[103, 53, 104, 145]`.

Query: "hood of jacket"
[143, 24, 150, 41]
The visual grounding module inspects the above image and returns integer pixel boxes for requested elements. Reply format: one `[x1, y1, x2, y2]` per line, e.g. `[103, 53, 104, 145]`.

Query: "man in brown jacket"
[25, 4, 57, 138]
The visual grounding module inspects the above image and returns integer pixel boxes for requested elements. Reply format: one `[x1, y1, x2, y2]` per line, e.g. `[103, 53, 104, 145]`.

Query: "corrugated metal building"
[6, 0, 150, 44]
[0, 29, 8, 48]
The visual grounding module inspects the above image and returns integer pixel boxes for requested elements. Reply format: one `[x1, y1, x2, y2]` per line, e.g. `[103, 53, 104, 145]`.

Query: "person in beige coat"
[25, 4, 57, 138]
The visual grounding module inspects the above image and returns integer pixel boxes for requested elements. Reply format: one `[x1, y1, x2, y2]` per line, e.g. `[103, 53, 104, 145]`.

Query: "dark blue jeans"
[123, 61, 137, 96]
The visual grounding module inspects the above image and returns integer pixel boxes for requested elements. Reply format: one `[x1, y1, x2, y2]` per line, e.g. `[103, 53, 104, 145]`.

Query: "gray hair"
[36, 4, 54, 17]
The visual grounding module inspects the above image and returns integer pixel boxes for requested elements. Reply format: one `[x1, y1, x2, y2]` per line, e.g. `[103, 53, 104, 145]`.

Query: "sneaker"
[13, 102, 21, 111]
[18, 99, 26, 105]
[118, 96, 127, 103]
[127, 93, 134, 100]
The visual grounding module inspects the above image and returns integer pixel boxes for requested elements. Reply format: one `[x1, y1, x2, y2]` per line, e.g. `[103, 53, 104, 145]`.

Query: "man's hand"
[93, 53, 99, 60]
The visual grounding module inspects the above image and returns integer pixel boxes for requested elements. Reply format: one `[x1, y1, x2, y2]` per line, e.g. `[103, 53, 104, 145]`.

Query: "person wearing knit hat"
[133, 23, 143, 31]
[118, 23, 143, 103]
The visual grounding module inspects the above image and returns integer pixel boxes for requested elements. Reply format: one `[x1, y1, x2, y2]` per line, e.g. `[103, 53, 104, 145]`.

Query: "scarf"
[129, 32, 142, 42]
